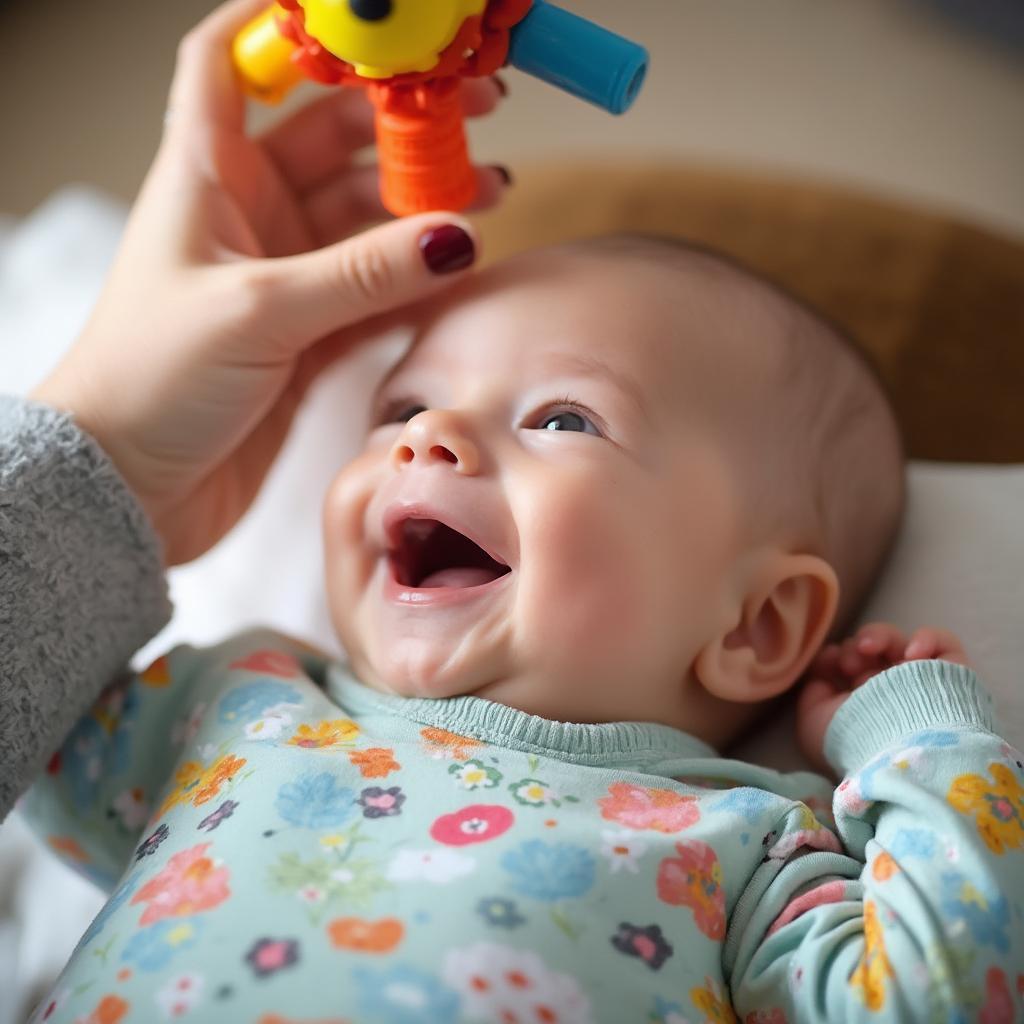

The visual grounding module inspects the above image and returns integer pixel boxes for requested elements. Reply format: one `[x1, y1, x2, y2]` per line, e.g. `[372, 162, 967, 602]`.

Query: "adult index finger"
[166, 0, 271, 138]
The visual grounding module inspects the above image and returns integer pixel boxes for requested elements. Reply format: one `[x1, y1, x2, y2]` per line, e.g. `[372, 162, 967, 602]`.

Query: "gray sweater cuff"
[0, 394, 172, 820]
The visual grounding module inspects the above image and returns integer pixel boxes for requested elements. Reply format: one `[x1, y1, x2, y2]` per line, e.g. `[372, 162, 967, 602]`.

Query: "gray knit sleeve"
[0, 394, 172, 820]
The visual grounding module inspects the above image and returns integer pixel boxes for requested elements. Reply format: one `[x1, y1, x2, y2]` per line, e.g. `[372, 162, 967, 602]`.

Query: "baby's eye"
[532, 404, 602, 436]
[376, 401, 427, 426]
[394, 404, 427, 423]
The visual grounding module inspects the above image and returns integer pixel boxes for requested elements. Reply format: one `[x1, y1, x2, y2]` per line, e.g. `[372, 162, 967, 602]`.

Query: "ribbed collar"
[326, 663, 717, 771]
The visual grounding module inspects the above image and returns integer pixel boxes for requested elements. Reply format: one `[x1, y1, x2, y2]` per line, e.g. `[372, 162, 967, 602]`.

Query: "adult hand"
[31, 0, 508, 566]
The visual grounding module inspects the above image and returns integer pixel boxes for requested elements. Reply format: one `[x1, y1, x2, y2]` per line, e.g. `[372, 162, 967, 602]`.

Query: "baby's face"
[323, 250, 765, 730]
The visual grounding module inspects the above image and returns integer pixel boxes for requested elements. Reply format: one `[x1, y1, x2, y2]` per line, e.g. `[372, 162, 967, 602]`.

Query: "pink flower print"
[980, 966, 1014, 1024]
[835, 776, 870, 816]
[610, 923, 673, 970]
[768, 880, 846, 936]
[656, 841, 726, 940]
[599, 783, 700, 833]
[761, 805, 841, 862]
[745, 1011, 788, 1024]
[131, 843, 230, 925]
[229, 650, 302, 678]
[430, 805, 514, 846]
[357, 786, 405, 819]
[244, 937, 300, 978]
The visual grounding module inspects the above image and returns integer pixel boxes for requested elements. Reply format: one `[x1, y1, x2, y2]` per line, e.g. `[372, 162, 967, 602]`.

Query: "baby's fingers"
[904, 627, 968, 664]
[855, 622, 906, 662]
[835, 638, 868, 679]
[808, 644, 844, 686]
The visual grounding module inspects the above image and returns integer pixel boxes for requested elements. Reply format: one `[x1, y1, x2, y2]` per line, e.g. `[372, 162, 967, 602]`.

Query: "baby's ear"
[694, 553, 839, 703]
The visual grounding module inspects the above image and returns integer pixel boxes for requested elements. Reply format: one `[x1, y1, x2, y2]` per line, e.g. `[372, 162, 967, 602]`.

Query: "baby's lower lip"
[381, 560, 513, 607]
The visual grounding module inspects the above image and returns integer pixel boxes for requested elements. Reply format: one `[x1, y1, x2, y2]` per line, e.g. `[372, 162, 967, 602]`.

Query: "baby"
[18, 235, 1023, 1024]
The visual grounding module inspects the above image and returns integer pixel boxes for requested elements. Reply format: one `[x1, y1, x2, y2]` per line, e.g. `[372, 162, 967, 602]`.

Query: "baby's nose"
[348, 0, 393, 22]
[390, 410, 480, 475]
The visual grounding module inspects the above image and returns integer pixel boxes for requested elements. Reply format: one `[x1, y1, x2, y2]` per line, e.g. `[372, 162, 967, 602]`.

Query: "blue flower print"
[121, 918, 204, 971]
[476, 897, 526, 929]
[501, 840, 596, 903]
[77, 871, 141, 947]
[852, 751, 892, 803]
[276, 772, 356, 829]
[61, 717, 106, 811]
[58, 678, 142, 810]
[709, 787, 778, 824]
[650, 996, 687, 1024]
[354, 964, 461, 1024]
[887, 829, 937, 861]
[852, 732, 961, 805]
[940, 870, 1011, 952]
[218, 681, 302, 725]
[109, 680, 142, 774]
[908, 730, 960, 748]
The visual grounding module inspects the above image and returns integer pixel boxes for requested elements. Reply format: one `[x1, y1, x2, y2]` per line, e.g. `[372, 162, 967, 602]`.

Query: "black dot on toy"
[349, 0, 393, 22]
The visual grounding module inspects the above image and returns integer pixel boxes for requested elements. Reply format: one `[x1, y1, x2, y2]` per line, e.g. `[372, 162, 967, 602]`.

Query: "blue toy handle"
[507, 0, 649, 115]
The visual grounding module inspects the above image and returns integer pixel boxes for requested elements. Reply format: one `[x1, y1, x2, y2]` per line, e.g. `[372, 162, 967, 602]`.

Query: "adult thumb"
[251, 213, 478, 347]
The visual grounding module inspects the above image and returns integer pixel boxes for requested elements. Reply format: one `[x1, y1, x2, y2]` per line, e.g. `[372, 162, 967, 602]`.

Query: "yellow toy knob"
[233, 5, 305, 103]
[299, 0, 486, 79]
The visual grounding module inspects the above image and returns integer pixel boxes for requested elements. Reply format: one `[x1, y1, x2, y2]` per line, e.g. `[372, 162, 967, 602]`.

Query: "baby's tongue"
[419, 567, 500, 589]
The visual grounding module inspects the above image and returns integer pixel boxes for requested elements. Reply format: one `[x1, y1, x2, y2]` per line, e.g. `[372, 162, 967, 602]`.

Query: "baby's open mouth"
[388, 518, 512, 590]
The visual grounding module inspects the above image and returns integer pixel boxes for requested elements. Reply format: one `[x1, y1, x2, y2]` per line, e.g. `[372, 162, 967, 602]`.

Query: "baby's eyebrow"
[371, 350, 651, 426]
[373, 356, 410, 403]
[542, 353, 650, 425]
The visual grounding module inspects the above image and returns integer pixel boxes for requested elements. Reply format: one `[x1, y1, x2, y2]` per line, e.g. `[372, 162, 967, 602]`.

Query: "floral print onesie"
[20, 629, 1024, 1024]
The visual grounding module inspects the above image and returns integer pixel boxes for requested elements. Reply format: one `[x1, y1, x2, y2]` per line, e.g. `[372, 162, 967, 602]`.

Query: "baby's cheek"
[324, 453, 377, 545]
[322, 456, 380, 623]
[522, 482, 652, 655]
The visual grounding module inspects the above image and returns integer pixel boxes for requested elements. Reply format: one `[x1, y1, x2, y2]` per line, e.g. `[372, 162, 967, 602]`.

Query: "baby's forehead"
[388, 246, 782, 400]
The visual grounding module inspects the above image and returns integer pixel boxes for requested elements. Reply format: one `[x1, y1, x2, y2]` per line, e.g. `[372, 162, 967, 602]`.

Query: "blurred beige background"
[1, 0, 1023, 233]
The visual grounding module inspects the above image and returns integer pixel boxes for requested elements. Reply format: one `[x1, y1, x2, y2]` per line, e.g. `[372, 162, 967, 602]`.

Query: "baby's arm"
[728, 625, 1023, 1022]
[0, 396, 171, 822]
[19, 642, 206, 890]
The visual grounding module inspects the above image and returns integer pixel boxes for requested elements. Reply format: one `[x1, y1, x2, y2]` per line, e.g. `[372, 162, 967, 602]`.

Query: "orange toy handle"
[370, 81, 479, 217]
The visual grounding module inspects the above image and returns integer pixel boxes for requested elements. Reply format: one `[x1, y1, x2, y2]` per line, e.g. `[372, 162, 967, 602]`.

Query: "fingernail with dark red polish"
[491, 164, 514, 187]
[492, 74, 509, 97]
[420, 225, 476, 275]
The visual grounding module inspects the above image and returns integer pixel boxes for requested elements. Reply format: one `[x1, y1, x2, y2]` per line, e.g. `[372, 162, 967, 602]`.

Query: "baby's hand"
[796, 623, 970, 772]
[30, 0, 508, 567]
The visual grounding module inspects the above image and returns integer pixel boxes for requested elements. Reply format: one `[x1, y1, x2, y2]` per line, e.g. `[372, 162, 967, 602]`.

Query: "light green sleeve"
[18, 644, 207, 891]
[728, 660, 1024, 1022]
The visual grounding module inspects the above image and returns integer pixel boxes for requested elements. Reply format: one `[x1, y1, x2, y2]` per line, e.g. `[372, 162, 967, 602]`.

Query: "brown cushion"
[472, 161, 1024, 463]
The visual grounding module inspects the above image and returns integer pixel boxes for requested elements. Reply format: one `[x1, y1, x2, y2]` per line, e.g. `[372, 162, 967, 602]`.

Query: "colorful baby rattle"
[233, 0, 649, 216]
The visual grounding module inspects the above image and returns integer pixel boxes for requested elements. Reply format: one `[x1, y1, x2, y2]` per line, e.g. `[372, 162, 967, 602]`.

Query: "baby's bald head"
[566, 234, 905, 635]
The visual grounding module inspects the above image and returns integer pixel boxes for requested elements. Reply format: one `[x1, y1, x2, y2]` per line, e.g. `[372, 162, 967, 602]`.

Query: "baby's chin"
[348, 639, 492, 702]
